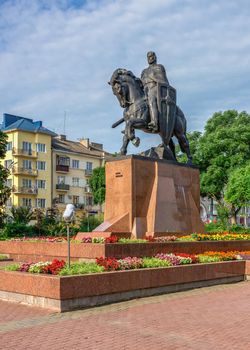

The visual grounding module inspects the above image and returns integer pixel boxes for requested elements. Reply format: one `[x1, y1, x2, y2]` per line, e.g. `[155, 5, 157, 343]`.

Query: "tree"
[0, 131, 11, 226]
[224, 163, 250, 224]
[176, 110, 250, 223]
[89, 166, 105, 205]
[196, 110, 250, 200]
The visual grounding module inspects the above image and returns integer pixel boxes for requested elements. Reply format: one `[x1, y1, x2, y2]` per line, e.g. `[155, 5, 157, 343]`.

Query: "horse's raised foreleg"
[126, 118, 147, 148]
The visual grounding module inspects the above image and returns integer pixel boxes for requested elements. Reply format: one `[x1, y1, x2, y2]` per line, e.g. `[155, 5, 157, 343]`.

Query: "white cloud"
[0, 0, 250, 153]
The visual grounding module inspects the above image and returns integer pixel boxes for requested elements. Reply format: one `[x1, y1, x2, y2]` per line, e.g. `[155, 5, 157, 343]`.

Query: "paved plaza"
[0, 282, 249, 350]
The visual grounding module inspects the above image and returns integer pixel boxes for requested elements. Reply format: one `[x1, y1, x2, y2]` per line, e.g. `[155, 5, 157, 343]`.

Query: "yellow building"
[52, 135, 106, 213]
[1, 113, 109, 214]
[1, 113, 55, 209]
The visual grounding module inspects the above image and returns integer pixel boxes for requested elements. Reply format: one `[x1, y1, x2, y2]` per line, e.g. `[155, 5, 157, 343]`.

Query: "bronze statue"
[109, 52, 192, 163]
[141, 51, 169, 132]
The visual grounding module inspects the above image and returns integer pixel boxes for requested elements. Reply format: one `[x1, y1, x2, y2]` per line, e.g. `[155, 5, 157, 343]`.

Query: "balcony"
[56, 164, 69, 172]
[56, 183, 70, 191]
[12, 186, 38, 195]
[12, 167, 38, 176]
[12, 148, 37, 158]
[84, 169, 93, 176]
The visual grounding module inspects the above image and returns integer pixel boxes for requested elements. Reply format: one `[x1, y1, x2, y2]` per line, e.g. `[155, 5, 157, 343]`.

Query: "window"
[36, 161, 46, 170]
[85, 196, 93, 206]
[36, 180, 46, 189]
[72, 177, 79, 187]
[22, 179, 32, 188]
[56, 156, 70, 166]
[36, 143, 46, 153]
[6, 142, 12, 151]
[22, 198, 32, 207]
[57, 176, 65, 184]
[23, 160, 32, 169]
[36, 198, 46, 208]
[4, 160, 12, 169]
[72, 159, 79, 168]
[73, 196, 79, 205]
[22, 142, 32, 151]
[58, 194, 65, 203]
[86, 162, 93, 171]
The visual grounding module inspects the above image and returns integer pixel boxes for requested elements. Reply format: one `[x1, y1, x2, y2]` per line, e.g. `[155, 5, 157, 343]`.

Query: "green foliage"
[195, 110, 250, 199]
[10, 206, 33, 225]
[0, 223, 35, 239]
[224, 163, 250, 209]
[0, 131, 11, 226]
[59, 262, 104, 275]
[204, 221, 250, 233]
[44, 222, 79, 237]
[142, 257, 172, 268]
[79, 215, 103, 232]
[198, 255, 221, 263]
[216, 203, 230, 230]
[118, 238, 148, 244]
[0, 254, 8, 260]
[89, 166, 105, 205]
[4, 264, 20, 271]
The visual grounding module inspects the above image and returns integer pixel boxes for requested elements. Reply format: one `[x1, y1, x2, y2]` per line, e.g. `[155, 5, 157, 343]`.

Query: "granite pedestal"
[93, 155, 204, 238]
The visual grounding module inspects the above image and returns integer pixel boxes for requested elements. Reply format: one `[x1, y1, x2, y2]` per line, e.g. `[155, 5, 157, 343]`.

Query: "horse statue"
[109, 68, 192, 163]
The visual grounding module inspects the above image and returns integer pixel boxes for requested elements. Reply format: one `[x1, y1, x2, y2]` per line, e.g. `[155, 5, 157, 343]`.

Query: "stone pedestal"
[93, 155, 205, 238]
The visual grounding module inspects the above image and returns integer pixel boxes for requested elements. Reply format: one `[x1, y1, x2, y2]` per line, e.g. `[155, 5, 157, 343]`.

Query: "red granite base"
[1, 240, 250, 262]
[0, 261, 248, 311]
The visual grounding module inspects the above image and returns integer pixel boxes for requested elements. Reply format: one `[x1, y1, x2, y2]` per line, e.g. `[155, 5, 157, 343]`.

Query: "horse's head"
[109, 69, 143, 108]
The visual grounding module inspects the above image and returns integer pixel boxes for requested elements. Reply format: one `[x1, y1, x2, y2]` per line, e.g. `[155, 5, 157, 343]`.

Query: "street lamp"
[63, 204, 75, 268]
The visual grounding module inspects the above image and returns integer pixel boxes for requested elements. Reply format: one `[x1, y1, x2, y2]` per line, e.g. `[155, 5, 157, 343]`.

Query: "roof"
[0, 113, 56, 136]
[52, 137, 111, 158]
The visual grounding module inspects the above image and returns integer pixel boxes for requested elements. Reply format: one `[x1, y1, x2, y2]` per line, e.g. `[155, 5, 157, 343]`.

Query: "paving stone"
[0, 282, 249, 349]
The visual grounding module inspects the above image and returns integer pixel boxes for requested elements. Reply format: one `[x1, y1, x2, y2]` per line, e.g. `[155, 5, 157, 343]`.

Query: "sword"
[112, 117, 125, 128]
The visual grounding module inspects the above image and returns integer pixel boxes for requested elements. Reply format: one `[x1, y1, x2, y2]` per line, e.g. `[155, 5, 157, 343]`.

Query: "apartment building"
[1, 113, 108, 213]
[52, 135, 106, 212]
[0, 113, 55, 209]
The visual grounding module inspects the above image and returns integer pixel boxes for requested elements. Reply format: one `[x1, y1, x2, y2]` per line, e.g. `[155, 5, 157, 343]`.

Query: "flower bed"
[4, 251, 250, 276]
[5, 232, 250, 244]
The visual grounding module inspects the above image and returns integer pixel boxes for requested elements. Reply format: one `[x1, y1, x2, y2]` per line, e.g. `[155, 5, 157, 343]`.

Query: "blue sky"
[0, 0, 250, 153]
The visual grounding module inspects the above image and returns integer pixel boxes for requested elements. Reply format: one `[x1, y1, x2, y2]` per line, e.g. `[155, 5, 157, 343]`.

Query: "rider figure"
[141, 51, 169, 132]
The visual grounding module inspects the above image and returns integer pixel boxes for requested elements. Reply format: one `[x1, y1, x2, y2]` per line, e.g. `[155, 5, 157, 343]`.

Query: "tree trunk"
[230, 205, 241, 225]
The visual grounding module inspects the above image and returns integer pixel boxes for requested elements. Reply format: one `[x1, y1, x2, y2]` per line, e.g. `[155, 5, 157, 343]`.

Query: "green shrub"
[1, 223, 35, 239]
[59, 262, 104, 275]
[205, 222, 250, 233]
[79, 215, 103, 232]
[10, 206, 33, 224]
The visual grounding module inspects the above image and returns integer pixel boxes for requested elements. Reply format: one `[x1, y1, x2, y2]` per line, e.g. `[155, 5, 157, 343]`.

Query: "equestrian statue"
[109, 51, 192, 163]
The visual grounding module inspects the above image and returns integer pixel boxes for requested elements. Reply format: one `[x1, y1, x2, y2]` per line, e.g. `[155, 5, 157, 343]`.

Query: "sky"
[0, 0, 250, 153]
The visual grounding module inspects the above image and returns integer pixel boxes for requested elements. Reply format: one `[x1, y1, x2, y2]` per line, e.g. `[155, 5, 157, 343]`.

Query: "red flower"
[105, 235, 118, 244]
[96, 257, 120, 271]
[42, 259, 66, 275]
